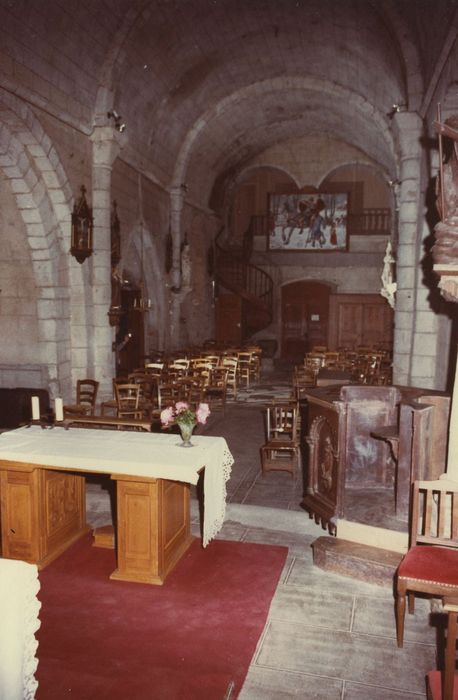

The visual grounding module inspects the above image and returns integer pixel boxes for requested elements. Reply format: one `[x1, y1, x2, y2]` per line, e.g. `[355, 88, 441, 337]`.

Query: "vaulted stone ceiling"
[2, 0, 456, 208]
[103, 0, 454, 204]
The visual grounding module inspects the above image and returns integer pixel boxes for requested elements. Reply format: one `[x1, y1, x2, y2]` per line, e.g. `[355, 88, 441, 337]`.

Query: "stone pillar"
[392, 111, 434, 387]
[90, 126, 120, 398]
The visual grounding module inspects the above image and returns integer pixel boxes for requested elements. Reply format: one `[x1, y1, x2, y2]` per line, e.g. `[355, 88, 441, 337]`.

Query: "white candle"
[31, 396, 40, 421]
[55, 398, 64, 422]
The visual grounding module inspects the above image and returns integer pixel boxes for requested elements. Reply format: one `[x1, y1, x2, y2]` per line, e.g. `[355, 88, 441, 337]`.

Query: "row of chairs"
[144, 347, 262, 391]
[64, 369, 230, 424]
[303, 347, 392, 386]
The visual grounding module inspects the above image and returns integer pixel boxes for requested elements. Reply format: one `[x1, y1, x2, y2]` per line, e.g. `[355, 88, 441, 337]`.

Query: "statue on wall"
[433, 111, 458, 302]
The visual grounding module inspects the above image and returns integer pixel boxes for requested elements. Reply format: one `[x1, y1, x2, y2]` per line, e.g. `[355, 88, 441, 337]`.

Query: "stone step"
[311, 536, 403, 587]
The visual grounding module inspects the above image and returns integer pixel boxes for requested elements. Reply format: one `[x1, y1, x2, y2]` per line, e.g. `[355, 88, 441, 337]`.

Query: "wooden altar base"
[312, 536, 403, 587]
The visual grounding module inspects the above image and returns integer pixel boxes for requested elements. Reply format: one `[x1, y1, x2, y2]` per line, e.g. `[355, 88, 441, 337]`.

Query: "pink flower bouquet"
[160, 401, 210, 430]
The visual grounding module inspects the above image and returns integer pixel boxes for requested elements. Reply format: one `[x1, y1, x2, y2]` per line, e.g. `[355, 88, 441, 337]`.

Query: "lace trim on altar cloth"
[0, 559, 41, 700]
[202, 444, 234, 547]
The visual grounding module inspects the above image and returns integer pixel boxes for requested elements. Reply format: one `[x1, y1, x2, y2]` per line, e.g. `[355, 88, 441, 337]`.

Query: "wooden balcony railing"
[347, 208, 391, 235]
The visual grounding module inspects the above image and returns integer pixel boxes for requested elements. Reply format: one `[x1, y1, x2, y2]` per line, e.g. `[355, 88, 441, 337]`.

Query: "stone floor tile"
[285, 557, 393, 598]
[214, 521, 247, 541]
[256, 619, 435, 694]
[353, 594, 437, 644]
[343, 681, 426, 699]
[241, 528, 314, 558]
[238, 666, 343, 699]
[269, 586, 355, 630]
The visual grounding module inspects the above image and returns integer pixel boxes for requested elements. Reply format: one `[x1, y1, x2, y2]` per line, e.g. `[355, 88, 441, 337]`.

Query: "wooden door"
[328, 294, 393, 350]
[215, 293, 242, 346]
[281, 281, 332, 362]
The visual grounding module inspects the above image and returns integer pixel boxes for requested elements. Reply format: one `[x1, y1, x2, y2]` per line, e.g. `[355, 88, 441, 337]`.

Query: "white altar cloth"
[0, 558, 40, 700]
[0, 426, 233, 546]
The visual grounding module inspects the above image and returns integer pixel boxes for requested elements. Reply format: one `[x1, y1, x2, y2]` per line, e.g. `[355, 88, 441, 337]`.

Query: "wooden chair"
[100, 377, 126, 416]
[64, 379, 99, 416]
[168, 358, 190, 374]
[114, 383, 143, 420]
[128, 373, 157, 419]
[395, 479, 458, 648]
[221, 357, 238, 400]
[260, 402, 300, 479]
[205, 368, 228, 414]
[237, 351, 252, 387]
[157, 382, 182, 412]
[292, 366, 316, 399]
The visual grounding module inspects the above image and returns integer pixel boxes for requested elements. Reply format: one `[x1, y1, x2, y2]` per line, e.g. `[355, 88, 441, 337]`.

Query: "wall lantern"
[71, 185, 93, 264]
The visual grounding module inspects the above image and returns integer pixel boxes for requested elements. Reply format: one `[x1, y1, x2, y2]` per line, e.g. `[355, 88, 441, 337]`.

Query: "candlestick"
[31, 396, 40, 421]
[55, 398, 64, 422]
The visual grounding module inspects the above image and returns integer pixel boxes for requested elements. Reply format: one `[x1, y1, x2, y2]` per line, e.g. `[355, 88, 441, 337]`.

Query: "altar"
[0, 426, 233, 585]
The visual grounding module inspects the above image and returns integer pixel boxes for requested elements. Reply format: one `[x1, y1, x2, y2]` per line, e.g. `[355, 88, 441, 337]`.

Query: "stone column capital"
[90, 126, 122, 168]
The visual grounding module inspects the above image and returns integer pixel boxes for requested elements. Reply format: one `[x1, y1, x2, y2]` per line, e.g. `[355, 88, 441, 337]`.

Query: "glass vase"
[178, 422, 195, 447]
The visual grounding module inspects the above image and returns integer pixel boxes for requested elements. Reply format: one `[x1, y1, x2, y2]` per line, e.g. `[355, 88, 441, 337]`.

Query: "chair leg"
[444, 609, 458, 700]
[408, 591, 415, 614]
[396, 593, 406, 648]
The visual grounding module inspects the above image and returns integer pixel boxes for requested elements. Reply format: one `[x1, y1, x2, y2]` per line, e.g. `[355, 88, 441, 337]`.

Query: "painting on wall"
[267, 192, 349, 251]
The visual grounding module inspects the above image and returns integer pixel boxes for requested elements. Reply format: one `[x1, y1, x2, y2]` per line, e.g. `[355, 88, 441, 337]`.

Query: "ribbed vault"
[106, 0, 422, 205]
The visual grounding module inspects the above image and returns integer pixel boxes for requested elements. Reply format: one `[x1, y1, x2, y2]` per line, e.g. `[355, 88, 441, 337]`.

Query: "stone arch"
[234, 164, 301, 191]
[0, 91, 89, 398]
[172, 77, 396, 193]
[319, 161, 394, 190]
[376, 1, 424, 111]
[124, 221, 168, 354]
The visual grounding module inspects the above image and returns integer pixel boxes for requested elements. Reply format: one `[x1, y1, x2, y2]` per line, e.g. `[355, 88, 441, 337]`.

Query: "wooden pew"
[61, 414, 153, 432]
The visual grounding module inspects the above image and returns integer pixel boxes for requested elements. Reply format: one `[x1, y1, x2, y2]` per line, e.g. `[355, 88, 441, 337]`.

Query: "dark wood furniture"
[0, 387, 51, 430]
[63, 379, 99, 417]
[261, 402, 300, 479]
[62, 414, 153, 431]
[328, 293, 393, 351]
[300, 384, 450, 531]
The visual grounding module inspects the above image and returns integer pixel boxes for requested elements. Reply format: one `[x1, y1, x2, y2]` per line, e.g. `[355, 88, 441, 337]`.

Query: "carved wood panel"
[328, 293, 393, 350]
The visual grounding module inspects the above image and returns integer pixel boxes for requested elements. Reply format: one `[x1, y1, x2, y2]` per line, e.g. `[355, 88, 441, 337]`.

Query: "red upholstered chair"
[395, 479, 458, 648]
[426, 596, 458, 700]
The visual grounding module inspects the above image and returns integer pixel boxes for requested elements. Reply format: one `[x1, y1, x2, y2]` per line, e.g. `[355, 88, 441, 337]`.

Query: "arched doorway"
[281, 281, 333, 362]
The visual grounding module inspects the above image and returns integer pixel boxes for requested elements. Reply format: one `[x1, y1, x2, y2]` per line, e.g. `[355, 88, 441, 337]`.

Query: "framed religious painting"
[267, 192, 349, 251]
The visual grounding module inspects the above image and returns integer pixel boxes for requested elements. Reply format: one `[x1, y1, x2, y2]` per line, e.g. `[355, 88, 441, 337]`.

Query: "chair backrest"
[202, 355, 220, 367]
[221, 357, 238, 373]
[410, 479, 458, 549]
[210, 368, 228, 388]
[76, 379, 99, 413]
[114, 383, 141, 411]
[169, 358, 190, 371]
[266, 402, 298, 442]
[157, 382, 181, 410]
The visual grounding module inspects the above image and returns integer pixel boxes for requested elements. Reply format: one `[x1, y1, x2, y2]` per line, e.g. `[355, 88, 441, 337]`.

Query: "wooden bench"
[61, 414, 153, 432]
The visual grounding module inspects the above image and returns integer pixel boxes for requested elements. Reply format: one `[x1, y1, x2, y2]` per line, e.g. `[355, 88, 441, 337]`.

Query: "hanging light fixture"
[70, 185, 93, 263]
[133, 222, 151, 312]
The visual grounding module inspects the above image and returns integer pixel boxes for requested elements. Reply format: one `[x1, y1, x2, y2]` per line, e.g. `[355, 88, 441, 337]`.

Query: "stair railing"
[214, 219, 273, 335]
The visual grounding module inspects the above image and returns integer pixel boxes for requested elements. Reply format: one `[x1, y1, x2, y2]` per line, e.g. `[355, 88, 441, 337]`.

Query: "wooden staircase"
[215, 218, 273, 341]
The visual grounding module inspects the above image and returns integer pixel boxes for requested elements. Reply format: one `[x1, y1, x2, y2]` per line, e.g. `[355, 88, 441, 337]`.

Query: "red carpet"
[36, 534, 288, 700]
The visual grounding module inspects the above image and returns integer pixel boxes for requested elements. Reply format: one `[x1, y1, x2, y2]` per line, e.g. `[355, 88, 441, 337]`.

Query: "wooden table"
[0, 426, 232, 585]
